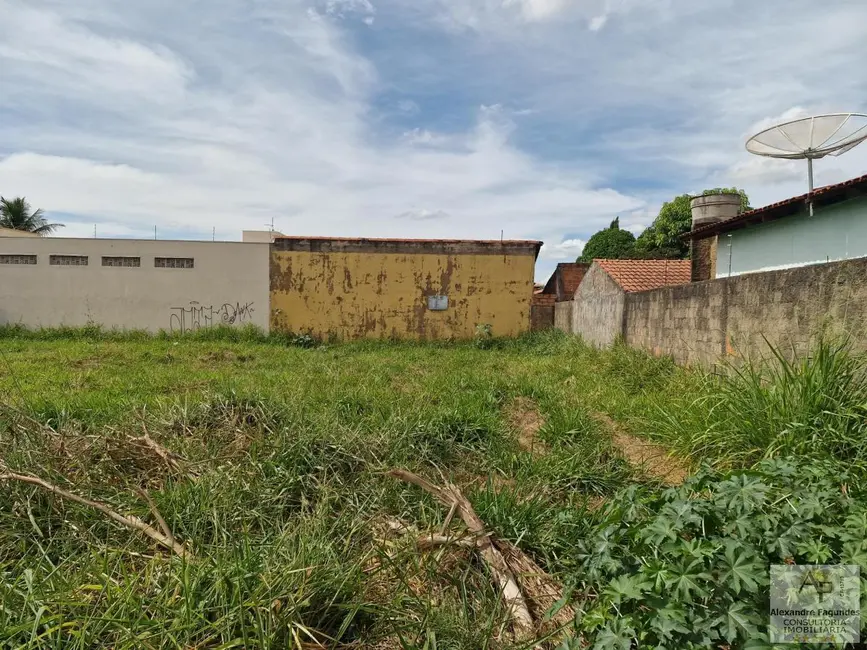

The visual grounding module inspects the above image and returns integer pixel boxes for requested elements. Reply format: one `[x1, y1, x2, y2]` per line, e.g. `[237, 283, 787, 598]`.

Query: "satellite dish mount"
[745, 113, 867, 213]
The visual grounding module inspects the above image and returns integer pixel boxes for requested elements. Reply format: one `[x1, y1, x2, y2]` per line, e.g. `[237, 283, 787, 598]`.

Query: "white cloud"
[588, 14, 607, 31]
[539, 238, 586, 260]
[504, 0, 568, 21]
[397, 99, 421, 114]
[403, 128, 446, 145]
[2, 0, 867, 285]
[623, 222, 647, 236]
[395, 209, 450, 220]
[0, 2, 640, 252]
[322, 0, 376, 20]
[727, 156, 805, 186]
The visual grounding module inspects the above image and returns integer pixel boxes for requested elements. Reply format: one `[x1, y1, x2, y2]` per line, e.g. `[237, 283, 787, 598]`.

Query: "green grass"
[648, 337, 867, 475]
[0, 329, 684, 648]
[3, 328, 865, 648]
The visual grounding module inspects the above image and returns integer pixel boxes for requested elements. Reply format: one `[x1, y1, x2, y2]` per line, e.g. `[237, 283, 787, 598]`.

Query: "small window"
[102, 256, 141, 267]
[0, 254, 37, 265]
[50, 255, 88, 266]
[155, 257, 194, 269]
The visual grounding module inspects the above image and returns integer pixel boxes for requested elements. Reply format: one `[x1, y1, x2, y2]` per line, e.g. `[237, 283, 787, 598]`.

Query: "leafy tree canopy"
[578, 188, 751, 262]
[578, 217, 636, 262]
[638, 188, 750, 258]
[0, 197, 63, 236]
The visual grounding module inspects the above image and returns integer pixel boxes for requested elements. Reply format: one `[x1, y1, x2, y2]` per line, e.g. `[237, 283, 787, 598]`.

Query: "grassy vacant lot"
[1, 328, 865, 648]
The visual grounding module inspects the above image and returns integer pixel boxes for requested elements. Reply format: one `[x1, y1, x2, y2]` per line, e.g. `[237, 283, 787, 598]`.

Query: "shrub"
[561, 458, 867, 649]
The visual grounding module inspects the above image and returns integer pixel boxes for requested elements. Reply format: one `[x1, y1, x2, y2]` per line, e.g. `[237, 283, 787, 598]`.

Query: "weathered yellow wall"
[270, 245, 537, 340]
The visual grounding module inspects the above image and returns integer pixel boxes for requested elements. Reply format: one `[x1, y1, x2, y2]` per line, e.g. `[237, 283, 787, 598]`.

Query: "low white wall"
[0, 238, 270, 332]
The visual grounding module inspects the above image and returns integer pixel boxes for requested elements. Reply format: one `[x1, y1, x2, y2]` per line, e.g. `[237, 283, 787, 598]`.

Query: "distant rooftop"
[686, 173, 867, 241]
[596, 258, 691, 293]
[272, 235, 543, 257]
[542, 262, 590, 300]
[0, 227, 39, 238]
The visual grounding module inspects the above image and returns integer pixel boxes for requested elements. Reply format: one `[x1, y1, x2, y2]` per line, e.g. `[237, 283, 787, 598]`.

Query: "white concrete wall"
[718, 196, 867, 278]
[242, 230, 284, 243]
[0, 238, 270, 332]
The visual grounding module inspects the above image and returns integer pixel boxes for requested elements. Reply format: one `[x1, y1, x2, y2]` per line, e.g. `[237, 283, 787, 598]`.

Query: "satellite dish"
[746, 113, 867, 192]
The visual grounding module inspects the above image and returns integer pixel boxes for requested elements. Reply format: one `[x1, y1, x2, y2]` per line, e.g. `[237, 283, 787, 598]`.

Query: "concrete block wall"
[724, 258, 867, 361]
[554, 301, 573, 332]
[557, 256, 867, 366]
[569, 264, 626, 348]
[625, 279, 726, 365]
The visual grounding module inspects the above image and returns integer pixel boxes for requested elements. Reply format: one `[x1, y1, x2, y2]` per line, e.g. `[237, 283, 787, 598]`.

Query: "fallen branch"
[388, 469, 535, 638]
[135, 487, 176, 548]
[416, 533, 477, 550]
[127, 431, 187, 474]
[0, 472, 194, 560]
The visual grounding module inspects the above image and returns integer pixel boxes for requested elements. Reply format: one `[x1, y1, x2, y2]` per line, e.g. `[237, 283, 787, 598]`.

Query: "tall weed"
[650, 337, 867, 471]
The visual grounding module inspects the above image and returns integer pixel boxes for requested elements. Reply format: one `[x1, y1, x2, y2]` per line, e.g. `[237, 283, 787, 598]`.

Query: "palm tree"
[0, 197, 63, 235]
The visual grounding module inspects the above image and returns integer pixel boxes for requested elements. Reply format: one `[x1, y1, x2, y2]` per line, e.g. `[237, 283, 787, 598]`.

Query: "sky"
[1, 0, 867, 280]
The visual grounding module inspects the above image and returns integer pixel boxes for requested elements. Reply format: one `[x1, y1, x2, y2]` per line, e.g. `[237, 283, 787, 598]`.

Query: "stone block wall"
[557, 256, 867, 365]
[724, 258, 867, 361]
[624, 279, 726, 365]
[567, 264, 625, 348]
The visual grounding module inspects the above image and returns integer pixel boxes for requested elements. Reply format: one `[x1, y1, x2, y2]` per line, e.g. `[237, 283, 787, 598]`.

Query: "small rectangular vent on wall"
[427, 295, 449, 311]
[0, 254, 37, 265]
[102, 256, 141, 267]
[155, 257, 194, 269]
[50, 255, 88, 266]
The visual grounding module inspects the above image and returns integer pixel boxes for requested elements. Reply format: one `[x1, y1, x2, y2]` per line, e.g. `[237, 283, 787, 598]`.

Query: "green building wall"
[717, 196, 867, 278]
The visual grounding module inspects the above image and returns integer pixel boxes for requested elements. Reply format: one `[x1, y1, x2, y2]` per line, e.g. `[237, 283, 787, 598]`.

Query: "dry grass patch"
[505, 397, 547, 455]
[591, 411, 688, 485]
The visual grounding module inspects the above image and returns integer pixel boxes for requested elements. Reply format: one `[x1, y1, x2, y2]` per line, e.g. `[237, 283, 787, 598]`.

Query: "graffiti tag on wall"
[169, 301, 255, 333]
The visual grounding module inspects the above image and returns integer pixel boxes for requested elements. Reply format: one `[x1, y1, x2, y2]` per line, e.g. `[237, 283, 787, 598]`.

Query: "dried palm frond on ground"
[388, 469, 575, 646]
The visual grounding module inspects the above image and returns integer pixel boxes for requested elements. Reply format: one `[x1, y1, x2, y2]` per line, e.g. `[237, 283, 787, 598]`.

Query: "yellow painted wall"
[270, 249, 536, 339]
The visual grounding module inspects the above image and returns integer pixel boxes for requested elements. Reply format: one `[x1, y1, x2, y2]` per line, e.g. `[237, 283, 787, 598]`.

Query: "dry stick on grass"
[129, 428, 185, 473]
[388, 469, 535, 638]
[416, 533, 477, 550]
[0, 472, 194, 561]
[135, 486, 176, 547]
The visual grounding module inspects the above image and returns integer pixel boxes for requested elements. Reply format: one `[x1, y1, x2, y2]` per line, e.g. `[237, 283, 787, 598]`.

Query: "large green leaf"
[721, 601, 760, 643]
[603, 575, 651, 605]
[719, 540, 765, 595]
[592, 618, 635, 650]
[665, 559, 710, 602]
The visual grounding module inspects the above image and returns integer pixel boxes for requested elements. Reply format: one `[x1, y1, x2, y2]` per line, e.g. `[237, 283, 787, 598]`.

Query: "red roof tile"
[596, 259, 691, 293]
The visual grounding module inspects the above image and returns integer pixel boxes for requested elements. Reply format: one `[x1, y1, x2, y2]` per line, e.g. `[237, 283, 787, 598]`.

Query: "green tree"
[0, 197, 63, 235]
[638, 188, 750, 259]
[578, 217, 636, 262]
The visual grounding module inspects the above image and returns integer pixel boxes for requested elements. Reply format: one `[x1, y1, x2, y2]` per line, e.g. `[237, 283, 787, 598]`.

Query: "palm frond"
[0, 196, 62, 235]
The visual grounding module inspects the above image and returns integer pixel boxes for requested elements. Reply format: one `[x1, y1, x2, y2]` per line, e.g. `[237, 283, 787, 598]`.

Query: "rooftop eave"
[682, 173, 867, 242]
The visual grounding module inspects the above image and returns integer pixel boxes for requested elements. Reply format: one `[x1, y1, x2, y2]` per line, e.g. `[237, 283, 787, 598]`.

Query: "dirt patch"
[591, 411, 688, 486]
[199, 350, 254, 363]
[70, 357, 101, 370]
[505, 397, 547, 455]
